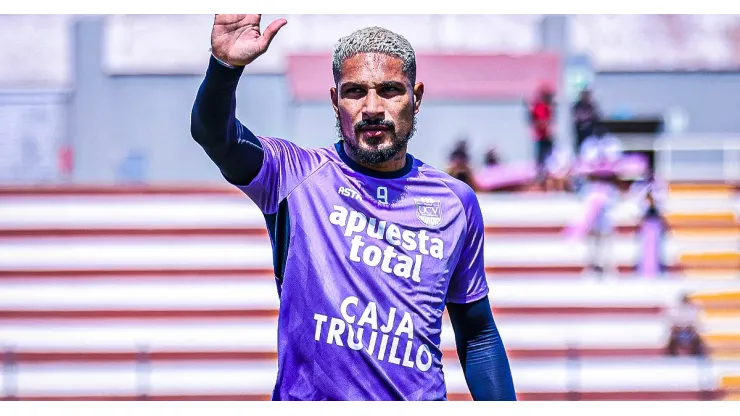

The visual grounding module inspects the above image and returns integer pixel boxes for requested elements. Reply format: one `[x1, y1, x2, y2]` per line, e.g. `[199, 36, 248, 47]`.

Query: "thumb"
[260, 18, 287, 49]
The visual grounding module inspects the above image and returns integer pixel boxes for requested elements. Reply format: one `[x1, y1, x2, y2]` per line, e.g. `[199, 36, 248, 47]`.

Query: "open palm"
[211, 14, 287, 67]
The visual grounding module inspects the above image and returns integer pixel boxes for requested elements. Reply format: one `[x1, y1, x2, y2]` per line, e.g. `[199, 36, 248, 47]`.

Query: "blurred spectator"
[446, 145, 476, 190]
[571, 88, 601, 154]
[578, 122, 623, 176]
[527, 84, 556, 190]
[450, 137, 470, 162]
[666, 294, 706, 357]
[484, 148, 500, 167]
[577, 122, 624, 277]
[630, 176, 670, 278]
[545, 146, 574, 192]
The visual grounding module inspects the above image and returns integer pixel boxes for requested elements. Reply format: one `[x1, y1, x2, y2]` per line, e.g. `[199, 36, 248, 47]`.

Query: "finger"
[260, 18, 287, 48]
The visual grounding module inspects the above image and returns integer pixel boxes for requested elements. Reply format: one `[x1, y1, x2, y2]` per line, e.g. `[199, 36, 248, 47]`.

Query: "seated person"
[630, 177, 670, 277]
[575, 123, 624, 276]
[446, 150, 477, 191]
[666, 294, 706, 357]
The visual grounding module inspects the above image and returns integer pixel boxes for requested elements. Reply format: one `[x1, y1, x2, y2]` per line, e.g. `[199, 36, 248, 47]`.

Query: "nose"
[362, 89, 384, 120]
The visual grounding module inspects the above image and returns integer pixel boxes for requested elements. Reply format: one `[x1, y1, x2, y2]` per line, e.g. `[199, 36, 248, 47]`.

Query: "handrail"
[2, 347, 17, 401]
[652, 134, 740, 184]
[0, 344, 724, 401]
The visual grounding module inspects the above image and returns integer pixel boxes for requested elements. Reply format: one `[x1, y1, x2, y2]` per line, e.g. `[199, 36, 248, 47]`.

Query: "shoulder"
[256, 136, 337, 162]
[415, 159, 479, 211]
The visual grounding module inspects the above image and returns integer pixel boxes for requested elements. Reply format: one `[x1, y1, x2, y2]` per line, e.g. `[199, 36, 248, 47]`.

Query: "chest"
[286, 171, 465, 286]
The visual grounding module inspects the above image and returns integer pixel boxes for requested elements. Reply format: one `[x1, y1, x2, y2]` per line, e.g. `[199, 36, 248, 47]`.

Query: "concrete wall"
[593, 72, 740, 133]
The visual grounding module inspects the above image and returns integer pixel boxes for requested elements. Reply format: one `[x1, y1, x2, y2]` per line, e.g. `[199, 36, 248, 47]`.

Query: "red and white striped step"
[2, 358, 738, 401]
[0, 187, 737, 400]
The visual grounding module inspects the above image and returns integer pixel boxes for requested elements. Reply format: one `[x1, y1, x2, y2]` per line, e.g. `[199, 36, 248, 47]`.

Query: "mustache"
[355, 119, 395, 131]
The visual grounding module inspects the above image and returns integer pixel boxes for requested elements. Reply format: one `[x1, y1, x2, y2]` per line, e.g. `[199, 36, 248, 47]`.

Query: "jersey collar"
[334, 140, 414, 179]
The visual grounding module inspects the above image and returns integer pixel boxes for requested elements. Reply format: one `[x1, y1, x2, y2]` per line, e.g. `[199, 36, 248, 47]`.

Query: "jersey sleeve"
[232, 135, 325, 215]
[447, 187, 490, 304]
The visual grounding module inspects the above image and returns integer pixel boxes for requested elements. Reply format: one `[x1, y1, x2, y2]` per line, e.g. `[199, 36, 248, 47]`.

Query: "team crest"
[414, 197, 443, 228]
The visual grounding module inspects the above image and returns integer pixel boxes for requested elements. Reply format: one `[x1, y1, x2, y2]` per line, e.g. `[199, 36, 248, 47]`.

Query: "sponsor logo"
[328, 205, 445, 282]
[313, 296, 433, 372]
[338, 186, 362, 201]
[414, 198, 442, 227]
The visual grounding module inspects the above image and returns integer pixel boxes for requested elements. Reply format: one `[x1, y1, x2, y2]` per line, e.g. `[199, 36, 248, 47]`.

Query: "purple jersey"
[233, 136, 489, 401]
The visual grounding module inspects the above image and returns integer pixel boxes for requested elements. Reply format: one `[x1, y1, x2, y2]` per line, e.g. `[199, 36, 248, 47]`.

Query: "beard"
[336, 116, 417, 165]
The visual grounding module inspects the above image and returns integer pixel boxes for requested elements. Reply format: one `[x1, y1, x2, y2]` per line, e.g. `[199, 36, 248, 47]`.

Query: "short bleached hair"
[332, 26, 417, 86]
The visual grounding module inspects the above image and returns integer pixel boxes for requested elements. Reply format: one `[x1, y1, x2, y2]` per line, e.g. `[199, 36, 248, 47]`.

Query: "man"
[527, 84, 555, 190]
[190, 15, 516, 401]
[446, 144, 476, 191]
[571, 88, 600, 154]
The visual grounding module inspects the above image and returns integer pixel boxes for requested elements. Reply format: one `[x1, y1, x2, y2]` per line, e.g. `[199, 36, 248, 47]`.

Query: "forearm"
[190, 55, 263, 185]
[448, 297, 517, 401]
[460, 324, 516, 401]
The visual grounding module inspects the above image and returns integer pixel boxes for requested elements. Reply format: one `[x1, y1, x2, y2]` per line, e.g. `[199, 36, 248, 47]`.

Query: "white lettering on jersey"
[328, 205, 445, 282]
[338, 186, 362, 201]
[313, 295, 432, 372]
[377, 186, 388, 204]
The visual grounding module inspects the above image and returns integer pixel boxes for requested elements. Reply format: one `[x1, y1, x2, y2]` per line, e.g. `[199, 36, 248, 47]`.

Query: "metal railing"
[652, 134, 740, 184]
[0, 344, 724, 401]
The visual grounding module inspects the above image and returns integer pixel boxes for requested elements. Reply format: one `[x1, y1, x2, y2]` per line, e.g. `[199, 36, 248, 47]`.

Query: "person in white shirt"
[577, 123, 624, 276]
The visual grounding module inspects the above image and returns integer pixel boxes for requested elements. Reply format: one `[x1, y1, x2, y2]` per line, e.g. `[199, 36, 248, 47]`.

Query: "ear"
[330, 86, 339, 118]
[412, 82, 424, 115]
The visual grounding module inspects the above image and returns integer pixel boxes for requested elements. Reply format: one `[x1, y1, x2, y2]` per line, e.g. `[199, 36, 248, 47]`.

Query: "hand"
[210, 14, 287, 67]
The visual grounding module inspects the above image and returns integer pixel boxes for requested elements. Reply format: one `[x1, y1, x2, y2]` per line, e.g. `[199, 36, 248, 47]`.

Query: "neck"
[342, 141, 408, 173]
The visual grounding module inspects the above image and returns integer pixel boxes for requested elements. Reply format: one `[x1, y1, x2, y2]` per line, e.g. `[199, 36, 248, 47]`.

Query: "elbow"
[190, 112, 203, 145]
[190, 83, 216, 146]
[190, 103, 211, 147]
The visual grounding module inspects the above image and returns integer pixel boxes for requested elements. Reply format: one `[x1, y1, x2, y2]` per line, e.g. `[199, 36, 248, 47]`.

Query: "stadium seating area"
[0, 183, 737, 400]
[3, 14, 740, 87]
[721, 374, 740, 401]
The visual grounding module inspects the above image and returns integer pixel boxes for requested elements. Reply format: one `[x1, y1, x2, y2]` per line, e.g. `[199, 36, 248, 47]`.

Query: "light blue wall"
[592, 72, 740, 133]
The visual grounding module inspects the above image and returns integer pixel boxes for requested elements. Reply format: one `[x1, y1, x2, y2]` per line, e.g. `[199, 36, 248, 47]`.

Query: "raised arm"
[190, 14, 287, 185]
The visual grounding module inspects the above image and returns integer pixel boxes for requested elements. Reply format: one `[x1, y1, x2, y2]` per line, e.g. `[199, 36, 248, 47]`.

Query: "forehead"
[338, 52, 407, 85]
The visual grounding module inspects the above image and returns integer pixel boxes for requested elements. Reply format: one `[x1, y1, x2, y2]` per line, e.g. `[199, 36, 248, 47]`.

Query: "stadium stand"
[671, 184, 740, 274]
[101, 15, 544, 75]
[690, 289, 740, 359]
[720, 374, 740, 401]
[570, 15, 740, 71]
[0, 185, 738, 400]
[5, 15, 740, 86]
[1, 14, 740, 401]
[0, 15, 74, 88]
